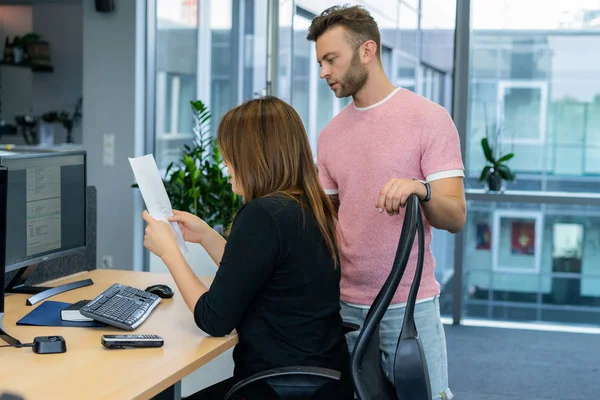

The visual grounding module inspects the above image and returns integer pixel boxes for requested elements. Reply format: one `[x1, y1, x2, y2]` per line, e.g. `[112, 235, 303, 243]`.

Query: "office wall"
[32, 2, 83, 144]
[0, 3, 83, 145]
[82, 0, 142, 271]
[0, 5, 32, 146]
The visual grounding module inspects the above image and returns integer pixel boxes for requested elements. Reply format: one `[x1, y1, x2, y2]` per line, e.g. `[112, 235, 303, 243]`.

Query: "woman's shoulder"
[240, 194, 305, 225]
[234, 194, 297, 222]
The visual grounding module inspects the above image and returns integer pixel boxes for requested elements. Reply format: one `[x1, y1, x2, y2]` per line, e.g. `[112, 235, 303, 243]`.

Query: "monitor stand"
[0, 312, 21, 346]
[5, 264, 94, 306]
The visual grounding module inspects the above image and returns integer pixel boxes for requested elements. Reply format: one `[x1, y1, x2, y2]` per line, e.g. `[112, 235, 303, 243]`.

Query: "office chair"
[224, 195, 428, 400]
[350, 194, 431, 400]
[222, 324, 359, 400]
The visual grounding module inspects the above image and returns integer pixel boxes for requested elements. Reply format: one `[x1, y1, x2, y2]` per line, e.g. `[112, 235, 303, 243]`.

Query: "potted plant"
[164, 100, 243, 233]
[478, 126, 516, 192]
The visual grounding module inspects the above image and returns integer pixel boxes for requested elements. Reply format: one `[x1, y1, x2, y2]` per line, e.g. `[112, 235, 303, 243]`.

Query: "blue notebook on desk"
[17, 301, 106, 328]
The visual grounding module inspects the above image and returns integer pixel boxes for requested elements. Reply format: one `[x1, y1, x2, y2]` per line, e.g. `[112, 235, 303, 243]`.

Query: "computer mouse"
[145, 284, 174, 299]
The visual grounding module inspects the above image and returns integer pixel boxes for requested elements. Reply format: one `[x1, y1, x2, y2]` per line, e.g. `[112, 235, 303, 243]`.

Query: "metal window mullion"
[142, 0, 156, 272]
[265, 0, 279, 96]
[197, 0, 212, 109]
[451, 0, 471, 326]
[231, 0, 244, 103]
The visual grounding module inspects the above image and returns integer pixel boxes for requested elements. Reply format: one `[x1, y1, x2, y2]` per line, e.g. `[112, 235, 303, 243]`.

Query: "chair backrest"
[350, 194, 431, 400]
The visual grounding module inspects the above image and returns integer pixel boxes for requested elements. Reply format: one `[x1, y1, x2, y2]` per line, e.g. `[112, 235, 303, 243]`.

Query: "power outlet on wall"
[101, 255, 113, 269]
[103, 133, 115, 166]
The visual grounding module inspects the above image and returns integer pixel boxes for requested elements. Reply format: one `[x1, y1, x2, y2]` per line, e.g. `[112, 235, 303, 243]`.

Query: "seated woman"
[142, 96, 353, 399]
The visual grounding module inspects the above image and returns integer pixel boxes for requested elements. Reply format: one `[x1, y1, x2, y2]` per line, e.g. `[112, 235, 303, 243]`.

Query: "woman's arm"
[198, 229, 227, 266]
[190, 202, 279, 336]
[161, 250, 209, 313]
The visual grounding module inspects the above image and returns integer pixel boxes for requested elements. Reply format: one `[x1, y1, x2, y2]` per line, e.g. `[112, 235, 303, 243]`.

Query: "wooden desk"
[0, 269, 238, 400]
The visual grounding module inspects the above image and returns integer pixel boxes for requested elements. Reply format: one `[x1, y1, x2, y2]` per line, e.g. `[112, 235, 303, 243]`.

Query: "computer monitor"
[0, 165, 16, 345]
[0, 150, 93, 308]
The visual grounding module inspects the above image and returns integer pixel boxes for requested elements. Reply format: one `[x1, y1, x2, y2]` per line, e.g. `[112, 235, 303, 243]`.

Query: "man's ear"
[360, 40, 378, 64]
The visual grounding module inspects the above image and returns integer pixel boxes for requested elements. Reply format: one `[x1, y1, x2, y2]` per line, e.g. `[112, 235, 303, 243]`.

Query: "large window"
[154, 0, 199, 170]
[153, 0, 267, 171]
[461, 200, 600, 326]
[467, 1, 600, 190]
[460, 0, 600, 327]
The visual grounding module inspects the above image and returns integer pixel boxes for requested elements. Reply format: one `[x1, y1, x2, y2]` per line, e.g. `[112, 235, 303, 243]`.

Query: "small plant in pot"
[478, 134, 516, 192]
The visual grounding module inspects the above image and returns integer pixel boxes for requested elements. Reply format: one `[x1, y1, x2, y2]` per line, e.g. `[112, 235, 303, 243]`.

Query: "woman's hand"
[168, 210, 213, 244]
[142, 210, 179, 259]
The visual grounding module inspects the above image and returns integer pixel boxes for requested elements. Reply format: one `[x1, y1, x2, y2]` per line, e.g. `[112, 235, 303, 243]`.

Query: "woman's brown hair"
[217, 96, 338, 268]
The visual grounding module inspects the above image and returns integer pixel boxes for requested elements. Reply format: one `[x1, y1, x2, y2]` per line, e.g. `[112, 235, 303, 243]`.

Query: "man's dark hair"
[307, 5, 381, 60]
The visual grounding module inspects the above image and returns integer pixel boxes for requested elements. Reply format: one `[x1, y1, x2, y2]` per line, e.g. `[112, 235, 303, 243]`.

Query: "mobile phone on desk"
[101, 334, 164, 349]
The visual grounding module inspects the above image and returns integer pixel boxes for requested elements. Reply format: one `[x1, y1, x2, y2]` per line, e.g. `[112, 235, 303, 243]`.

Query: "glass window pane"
[420, 0, 456, 75]
[463, 200, 600, 325]
[209, 0, 234, 134]
[403, 0, 419, 10]
[467, 0, 600, 194]
[292, 14, 311, 129]
[277, 0, 294, 103]
[155, 0, 198, 171]
[501, 84, 545, 143]
[382, 46, 393, 78]
[317, 80, 334, 137]
[396, 55, 416, 92]
[398, 3, 418, 56]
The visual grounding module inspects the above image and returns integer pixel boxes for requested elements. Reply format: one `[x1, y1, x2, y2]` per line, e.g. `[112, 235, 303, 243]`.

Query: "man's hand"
[376, 178, 427, 215]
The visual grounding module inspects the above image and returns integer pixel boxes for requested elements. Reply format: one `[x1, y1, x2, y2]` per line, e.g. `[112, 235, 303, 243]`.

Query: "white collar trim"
[353, 87, 400, 111]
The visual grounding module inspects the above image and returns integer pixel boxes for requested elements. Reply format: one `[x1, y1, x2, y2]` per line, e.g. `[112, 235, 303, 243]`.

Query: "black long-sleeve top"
[193, 194, 350, 384]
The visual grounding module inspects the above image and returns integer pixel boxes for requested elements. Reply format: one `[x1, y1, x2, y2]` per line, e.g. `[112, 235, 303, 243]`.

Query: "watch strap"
[414, 179, 431, 202]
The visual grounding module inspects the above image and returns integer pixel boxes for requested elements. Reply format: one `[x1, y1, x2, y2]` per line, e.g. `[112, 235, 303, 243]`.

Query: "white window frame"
[492, 210, 543, 274]
[496, 80, 548, 146]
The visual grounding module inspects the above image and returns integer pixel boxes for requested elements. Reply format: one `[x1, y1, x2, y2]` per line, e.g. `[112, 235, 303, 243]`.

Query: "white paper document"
[129, 154, 188, 253]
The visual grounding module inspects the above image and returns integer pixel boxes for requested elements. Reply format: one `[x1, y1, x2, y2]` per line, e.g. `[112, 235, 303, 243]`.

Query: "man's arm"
[376, 177, 466, 234]
[422, 177, 466, 234]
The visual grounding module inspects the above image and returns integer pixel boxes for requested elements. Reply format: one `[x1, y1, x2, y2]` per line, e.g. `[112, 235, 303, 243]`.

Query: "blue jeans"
[341, 296, 453, 400]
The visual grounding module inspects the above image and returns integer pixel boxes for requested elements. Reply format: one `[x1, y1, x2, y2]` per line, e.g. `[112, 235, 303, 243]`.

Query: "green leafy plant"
[478, 126, 516, 191]
[135, 100, 242, 234]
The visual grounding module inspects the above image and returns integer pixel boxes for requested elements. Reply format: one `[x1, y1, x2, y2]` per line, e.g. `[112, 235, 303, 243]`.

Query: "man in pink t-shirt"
[308, 5, 466, 400]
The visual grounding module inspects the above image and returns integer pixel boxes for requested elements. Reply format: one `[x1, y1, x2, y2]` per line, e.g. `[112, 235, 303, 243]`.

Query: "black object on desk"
[0, 393, 25, 400]
[80, 283, 161, 331]
[145, 284, 174, 299]
[101, 334, 164, 349]
[32, 335, 67, 354]
[5, 266, 94, 306]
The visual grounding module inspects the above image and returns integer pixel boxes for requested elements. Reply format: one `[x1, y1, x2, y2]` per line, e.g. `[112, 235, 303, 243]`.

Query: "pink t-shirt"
[317, 88, 465, 305]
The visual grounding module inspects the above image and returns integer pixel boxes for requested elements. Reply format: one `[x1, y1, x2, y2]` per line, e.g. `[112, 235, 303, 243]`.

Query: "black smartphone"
[101, 334, 164, 349]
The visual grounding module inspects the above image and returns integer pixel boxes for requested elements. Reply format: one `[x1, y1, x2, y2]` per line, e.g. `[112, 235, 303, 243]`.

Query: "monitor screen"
[1, 151, 86, 273]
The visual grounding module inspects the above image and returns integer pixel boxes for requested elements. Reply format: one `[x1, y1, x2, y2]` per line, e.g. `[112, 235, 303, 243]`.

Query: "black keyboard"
[79, 283, 161, 330]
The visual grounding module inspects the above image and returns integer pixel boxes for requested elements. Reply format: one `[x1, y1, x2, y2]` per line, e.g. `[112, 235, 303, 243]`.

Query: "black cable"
[0, 343, 33, 348]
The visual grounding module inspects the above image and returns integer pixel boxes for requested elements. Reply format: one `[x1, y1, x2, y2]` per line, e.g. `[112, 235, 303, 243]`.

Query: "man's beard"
[337, 50, 368, 98]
